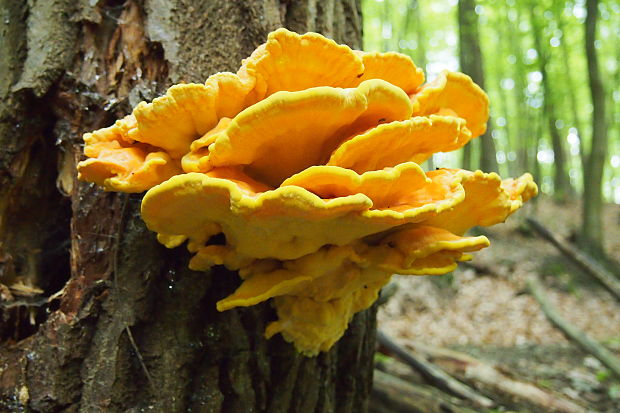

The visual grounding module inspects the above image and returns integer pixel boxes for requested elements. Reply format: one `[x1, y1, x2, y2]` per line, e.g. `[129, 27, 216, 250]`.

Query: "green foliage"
[362, 0, 620, 203]
[595, 369, 611, 382]
[602, 336, 620, 351]
[536, 378, 554, 389]
[374, 352, 394, 363]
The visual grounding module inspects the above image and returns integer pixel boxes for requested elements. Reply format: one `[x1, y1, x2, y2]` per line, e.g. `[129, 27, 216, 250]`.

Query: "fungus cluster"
[78, 29, 537, 355]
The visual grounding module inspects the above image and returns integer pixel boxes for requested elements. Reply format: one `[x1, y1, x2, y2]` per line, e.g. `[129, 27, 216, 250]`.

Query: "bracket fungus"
[78, 28, 537, 356]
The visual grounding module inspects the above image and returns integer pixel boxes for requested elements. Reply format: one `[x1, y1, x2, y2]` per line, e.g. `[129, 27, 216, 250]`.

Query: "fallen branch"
[527, 218, 620, 301]
[371, 369, 478, 413]
[376, 330, 494, 408]
[527, 276, 620, 379]
[409, 341, 586, 413]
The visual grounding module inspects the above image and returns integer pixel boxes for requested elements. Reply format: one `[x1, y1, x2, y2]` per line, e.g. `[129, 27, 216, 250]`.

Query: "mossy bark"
[0, 1, 376, 412]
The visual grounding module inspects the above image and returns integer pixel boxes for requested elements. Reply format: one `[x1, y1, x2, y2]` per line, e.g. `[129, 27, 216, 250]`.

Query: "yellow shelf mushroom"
[78, 28, 537, 356]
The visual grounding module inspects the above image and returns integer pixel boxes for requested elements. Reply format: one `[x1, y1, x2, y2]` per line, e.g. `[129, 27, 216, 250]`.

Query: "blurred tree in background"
[458, 0, 498, 172]
[582, 0, 609, 254]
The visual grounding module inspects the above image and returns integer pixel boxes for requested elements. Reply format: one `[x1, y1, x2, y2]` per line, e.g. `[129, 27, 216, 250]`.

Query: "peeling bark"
[0, 1, 375, 412]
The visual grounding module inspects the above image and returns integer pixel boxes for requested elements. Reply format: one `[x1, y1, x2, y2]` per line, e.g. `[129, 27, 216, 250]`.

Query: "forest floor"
[378, 196, 620, 412]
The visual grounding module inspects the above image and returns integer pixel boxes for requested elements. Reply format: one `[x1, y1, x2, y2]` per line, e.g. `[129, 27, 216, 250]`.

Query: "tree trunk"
[400, 0, 427, 74]
[489, 17, 511, 176]
[580, 0, 609, 255]
[528, 4, 572, 201]
[0, 1, 377, 412]
[509, 4, 538, 177]
[381, 0, 393, 52]
[400, 0, 433, 171]
[457, 0, 497, 173]
[555, 2, 586, 176]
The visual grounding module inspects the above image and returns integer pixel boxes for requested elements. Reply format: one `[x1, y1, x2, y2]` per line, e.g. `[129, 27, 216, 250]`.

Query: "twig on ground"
[377, 329, 495, 408]
[371, 369, 479, 413]
[527, 218, 620, 301]
[527, 276, 620, 379]
[411, 340, 586, 413]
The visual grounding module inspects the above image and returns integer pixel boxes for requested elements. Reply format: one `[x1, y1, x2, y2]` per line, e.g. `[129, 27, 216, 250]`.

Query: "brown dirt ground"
[378, 197, 620, 411]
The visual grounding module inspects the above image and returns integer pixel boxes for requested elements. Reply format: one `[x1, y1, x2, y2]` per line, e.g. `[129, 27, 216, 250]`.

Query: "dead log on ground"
[527, 276, 620, 379]
[370, 369, 478, 413]
[527, 218, 620, 301]
[377, 330, 495, 408]
[409, 341, 586, 413]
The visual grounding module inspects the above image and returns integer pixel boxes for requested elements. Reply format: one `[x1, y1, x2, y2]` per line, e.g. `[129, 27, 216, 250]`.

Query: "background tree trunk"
[399, 0, 433, 171]
[0, 1, 377, 412]
[503, 4, 532, 177]
[399, 0, 427, 73]
[554, 1, 586, 176]
[457, 0, 497, 173]
[528, 3, 572, 201]
[580, 0, 608, 255]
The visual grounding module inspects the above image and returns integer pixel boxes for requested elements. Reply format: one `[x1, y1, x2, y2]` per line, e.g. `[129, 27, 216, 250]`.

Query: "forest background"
[363, 1, 620, 410]
[363, 0, 618, 256]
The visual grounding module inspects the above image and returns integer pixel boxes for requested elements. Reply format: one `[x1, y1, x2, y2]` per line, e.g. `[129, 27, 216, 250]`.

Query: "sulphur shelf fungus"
[77, 28, 537, 356]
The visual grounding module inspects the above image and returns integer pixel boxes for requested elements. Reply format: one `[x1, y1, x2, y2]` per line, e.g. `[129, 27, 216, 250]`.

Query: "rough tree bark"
[0, 1, 376, 412]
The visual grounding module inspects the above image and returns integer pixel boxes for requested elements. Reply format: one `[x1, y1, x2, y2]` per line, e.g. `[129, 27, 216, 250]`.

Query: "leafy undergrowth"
[378, 196, 620, 411]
